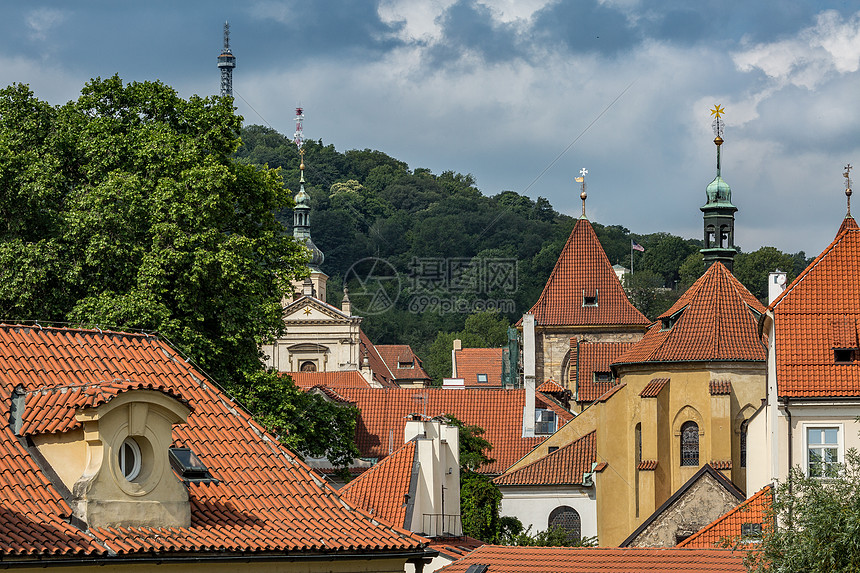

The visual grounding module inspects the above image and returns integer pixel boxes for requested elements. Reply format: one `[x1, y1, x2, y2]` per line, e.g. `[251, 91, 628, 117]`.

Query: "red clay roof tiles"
[575, 341, 634, 402]
[331, 387, 572, 475]
[339, 440, 417, 528]
[285, 370, 372, 389]
[771, 228, 860, 397]
[493, 431, 596, 486]
[678, 486, 771, 549]
[638, 460, 658, 471]
[437, 545, 747, 572]
[614, 263, 767, 366]
[709, 379, 732, 395]
[537, 378, 565, 394]
[0, 325, 424, 558]
[639, 377, 669, 398]
[454, 348, 504, 387]
[525, 219, 650, 327]
[376, 344, 431, 382]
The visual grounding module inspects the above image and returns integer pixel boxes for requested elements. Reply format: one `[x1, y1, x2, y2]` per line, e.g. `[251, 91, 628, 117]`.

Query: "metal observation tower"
[217, 21, 236, 97]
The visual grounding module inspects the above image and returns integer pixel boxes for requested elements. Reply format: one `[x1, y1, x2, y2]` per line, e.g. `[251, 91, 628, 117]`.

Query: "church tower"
[700, 105, 738, 270]
[291, 107, 327, 301]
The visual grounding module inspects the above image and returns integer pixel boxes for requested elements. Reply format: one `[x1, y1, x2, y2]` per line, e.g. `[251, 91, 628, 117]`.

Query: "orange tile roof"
[638, 459, 658, 470]
[837, 214, 859, 235]
[575, 341, 634, 401]
[709, 379, 732, 395]
[331, 388, 572, 475]
[614, 263, 767, 366]
[339, 440, 417, 528]
[678, 486, 772, 549]
[427, 536, 484, 560]
[639, 377, 669, 397]
[20, 380, 191, 435]
[436, 545, 747, 572]
[454, 348, 504, 387]
[770, 227, 860, 397]
[0, 325, 424, 557]
[537, 378, 565, 393]
[285, 370, 372, 389]
[376, 344, 432, 382]
[525, 218, 650, 327]
[493, 431, 596, 486]
[358, 330, 398, 387]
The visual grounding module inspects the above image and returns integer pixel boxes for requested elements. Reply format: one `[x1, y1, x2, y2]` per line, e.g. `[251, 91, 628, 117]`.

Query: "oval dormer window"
[119, 437, 142, 481]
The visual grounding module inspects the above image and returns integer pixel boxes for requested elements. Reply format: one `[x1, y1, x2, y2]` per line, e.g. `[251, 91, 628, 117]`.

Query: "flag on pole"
[632, 240, 645, 252]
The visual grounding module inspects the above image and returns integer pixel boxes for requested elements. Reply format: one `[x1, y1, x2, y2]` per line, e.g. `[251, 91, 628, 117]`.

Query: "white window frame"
[476, 373, 489, 383]
[535, 409, 557, 435]
[119, 437, 142, 481]
[803, 423, 844, 478]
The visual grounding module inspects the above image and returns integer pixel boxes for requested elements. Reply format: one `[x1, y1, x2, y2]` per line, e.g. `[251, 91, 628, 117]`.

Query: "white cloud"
[733, 9, 860, 89]
[26, 8, 67, 42]
[377, 0, 457, 44]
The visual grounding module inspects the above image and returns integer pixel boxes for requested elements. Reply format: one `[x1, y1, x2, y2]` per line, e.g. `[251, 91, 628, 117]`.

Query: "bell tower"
[700, 104, 738, 270]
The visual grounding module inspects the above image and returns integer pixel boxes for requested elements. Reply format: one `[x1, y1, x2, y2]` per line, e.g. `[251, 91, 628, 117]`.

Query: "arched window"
[548, 506, 581, 542]
[300, 361, 317, 372]
[681, 421, 699, 466]
[740, 420, 749, 468]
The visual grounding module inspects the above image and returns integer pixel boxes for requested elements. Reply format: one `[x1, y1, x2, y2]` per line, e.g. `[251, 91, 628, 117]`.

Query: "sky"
[2, 1, 860, 256]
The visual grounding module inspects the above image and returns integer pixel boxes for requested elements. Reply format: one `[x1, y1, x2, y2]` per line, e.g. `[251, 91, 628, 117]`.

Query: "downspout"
[782, 396, 793, 528]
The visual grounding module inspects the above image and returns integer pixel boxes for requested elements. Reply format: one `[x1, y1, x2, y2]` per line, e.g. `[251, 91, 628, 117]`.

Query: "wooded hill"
[237, 125, 810, 382]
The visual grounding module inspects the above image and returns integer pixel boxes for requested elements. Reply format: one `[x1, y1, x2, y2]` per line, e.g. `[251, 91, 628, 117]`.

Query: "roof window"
[661, 307, 686, 331]
[835, 348, 855, 363]
[594, 372, 612, 383]
[535, 409, 557, 435]
[169, 447, 217, 483]
[398, 360, 414, 369]
[582, 289, 598, 307]
[476, 373, 488, 383]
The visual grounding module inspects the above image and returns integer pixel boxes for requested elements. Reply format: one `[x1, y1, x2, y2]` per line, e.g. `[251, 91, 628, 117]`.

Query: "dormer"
[17, 384, 199, 529]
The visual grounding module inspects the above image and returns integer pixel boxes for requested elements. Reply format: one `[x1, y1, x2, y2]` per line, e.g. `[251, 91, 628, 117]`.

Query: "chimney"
[342, 286, 351, 315]
[768, 270, 787, 304]
[522, 313, 536, 437]
[452, 339, 462, 377]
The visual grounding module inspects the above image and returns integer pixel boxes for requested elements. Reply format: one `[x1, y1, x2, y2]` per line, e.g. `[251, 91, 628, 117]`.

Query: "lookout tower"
[217, 21, 236, 98]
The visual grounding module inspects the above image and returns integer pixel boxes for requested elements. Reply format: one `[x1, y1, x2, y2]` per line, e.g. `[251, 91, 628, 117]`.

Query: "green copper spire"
[700, 105, 738, 271]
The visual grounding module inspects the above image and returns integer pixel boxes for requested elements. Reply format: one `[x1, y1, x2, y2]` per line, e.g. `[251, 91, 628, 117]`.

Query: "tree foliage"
[500, 522, 598, 547]
[0, 78, 307, 387]
[424, 311, 510, 384]
[746, 448, 860, 572]
[235, 370, 360, 468]
[461, 472, 502, 542]
[442, 414, 496, 471]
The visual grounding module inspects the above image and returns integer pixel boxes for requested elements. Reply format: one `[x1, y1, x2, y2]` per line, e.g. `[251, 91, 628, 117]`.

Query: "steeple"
[700, 104, 738, 271]
[575, 168, 588, 219]
[838, 164, 859, 236]
[291, 107, 327, 300]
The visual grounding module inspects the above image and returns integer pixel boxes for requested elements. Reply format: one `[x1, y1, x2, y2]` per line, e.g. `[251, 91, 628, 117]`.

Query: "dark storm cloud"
[530, 0, 641, 55]
[425, 1, 523, 64]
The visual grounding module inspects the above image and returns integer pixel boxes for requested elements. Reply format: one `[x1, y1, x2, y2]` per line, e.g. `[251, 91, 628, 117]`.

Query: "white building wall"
[499, 486, 597, 540]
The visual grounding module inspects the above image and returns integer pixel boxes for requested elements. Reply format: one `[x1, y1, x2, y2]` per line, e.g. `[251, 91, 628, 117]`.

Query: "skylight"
[169, 447, 217, 483]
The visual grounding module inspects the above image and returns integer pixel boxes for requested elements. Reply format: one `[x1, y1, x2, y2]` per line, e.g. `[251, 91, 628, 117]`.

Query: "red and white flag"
[631, 240, 645, 252]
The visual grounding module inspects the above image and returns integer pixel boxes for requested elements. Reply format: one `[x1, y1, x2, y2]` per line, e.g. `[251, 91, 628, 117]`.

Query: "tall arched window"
[740, 420, 749, 468]
[681, 421, 699, 466]
[548, 506, 581, 542]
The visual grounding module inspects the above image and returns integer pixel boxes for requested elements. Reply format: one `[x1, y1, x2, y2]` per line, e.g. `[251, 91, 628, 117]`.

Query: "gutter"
[0, 549, 438, 569]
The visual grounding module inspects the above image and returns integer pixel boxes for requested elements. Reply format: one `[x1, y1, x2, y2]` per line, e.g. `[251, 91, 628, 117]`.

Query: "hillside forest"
[237, 125, 811, 383]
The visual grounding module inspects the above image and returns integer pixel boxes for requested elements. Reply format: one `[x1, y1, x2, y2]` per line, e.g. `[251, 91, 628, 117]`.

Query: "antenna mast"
[217, 21, 237, 98]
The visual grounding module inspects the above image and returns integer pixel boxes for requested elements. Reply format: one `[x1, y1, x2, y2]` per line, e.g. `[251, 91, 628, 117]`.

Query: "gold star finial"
[710, 104, 725, 119]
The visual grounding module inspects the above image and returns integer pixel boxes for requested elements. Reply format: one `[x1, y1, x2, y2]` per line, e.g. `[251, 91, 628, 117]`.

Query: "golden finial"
[575, 168, 588, 218]
[845, 164, 853, 216]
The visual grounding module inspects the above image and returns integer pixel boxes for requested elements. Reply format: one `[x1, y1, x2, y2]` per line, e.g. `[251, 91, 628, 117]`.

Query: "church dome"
[706, 175, 732, 205]
[305, 237, 324, 270]
[295, 188, 311, 208]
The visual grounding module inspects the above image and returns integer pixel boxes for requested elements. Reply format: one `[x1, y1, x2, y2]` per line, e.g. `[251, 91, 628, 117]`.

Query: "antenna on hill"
[217, 21, 237, 98]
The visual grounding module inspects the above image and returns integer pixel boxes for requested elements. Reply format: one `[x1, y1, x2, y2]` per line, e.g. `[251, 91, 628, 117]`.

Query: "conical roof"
[837, 214, 859, 236]
[526, 218, 649, 327]
[613, 262, 766, 365]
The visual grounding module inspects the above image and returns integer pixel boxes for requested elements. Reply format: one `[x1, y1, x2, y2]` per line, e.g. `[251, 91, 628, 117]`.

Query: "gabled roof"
[770, 227, 860, 397]
[614, 262, 766, 366]
[359, 330, 398, 387]
[339, 440, 417, 528]
[0, 325, 424, 558]
[436, 545, 746, 572]
[620, 464, 745, 547]
[330, 387, 572, 475]
[525, 218, 650, 327]
[537, 378, 565, 393]
[376, 344, 432, 382]
[493, 431, 596, 486]
[575, 341, 634, 401]
[286, 370, 372, 389]
[678, 486, 772, 549]
[454, 348, 504, 387]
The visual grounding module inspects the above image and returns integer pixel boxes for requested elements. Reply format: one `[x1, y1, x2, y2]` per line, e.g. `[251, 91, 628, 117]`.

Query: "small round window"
[119, 437, 142, 481]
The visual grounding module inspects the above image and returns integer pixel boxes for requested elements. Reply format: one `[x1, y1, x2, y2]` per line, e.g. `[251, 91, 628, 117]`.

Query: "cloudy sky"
[2, 1, 860, 256]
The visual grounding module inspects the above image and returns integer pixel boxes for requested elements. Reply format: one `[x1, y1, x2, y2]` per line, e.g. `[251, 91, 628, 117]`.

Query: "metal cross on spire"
[845, 163, 853, 216]
[710, 104, 726, 174]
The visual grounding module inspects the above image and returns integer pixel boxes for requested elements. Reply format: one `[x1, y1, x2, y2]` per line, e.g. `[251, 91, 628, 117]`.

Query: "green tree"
[441, 414, 495, 471]
[461, 472, 502, 542]
[733, 246, 798, 302]
[423, 311, 510, 384]
[235, 370, 360, 468]
[501, 524, 598, 547]
[623, 270, 681, 321]
[0, 78, 307, 387]
[746, 449, 860, 572]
